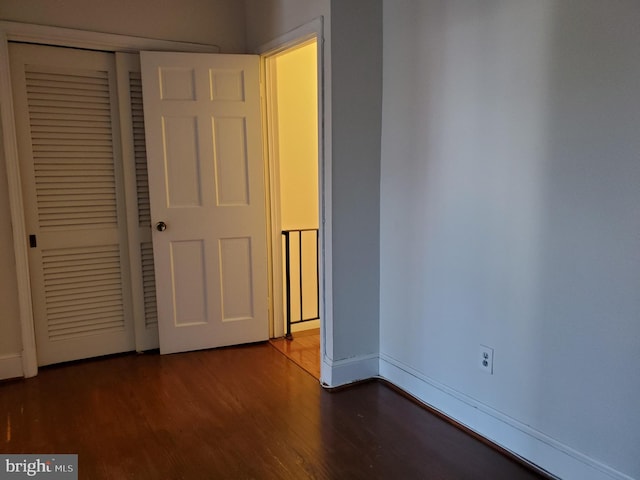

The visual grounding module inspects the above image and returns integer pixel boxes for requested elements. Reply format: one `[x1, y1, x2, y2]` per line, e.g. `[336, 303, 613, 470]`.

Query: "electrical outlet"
[479, 345, 494, 374]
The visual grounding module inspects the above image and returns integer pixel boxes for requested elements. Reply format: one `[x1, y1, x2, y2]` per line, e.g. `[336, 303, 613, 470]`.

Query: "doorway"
[263, 38, 321, 378]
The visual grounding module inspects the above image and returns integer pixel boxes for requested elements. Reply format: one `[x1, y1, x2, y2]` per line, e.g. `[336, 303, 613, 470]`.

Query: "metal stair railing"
[282, 229, 319, 339]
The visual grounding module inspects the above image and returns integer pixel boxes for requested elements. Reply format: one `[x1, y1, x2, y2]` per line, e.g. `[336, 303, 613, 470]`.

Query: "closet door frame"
[0, 21, 218, 377]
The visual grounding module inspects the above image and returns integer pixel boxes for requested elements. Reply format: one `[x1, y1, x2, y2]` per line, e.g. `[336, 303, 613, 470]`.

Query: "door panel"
[9, 43, 135, 366]
[162, 116, 202, 206]
[219, 237, 255, 321]
[170, 239, 208, 326]
[141, 52, 268, 354]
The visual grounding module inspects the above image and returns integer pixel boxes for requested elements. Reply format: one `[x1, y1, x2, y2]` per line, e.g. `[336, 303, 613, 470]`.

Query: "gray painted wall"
[379, 1, 640, 478]
[330, 0, 382, 360]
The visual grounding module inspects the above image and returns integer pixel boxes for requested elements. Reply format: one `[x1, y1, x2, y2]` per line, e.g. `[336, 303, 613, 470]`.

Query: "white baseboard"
[0, 353, 23, 380]
[321, 353, 379, 387]
[379, 353, 634, 480]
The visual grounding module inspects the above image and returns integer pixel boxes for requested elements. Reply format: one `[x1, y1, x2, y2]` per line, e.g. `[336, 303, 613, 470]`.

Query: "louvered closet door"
[9, 43, 135, 366]
[116, 53, 158, 351]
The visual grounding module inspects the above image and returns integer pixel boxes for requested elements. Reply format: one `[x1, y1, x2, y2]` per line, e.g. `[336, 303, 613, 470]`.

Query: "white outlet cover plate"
[479, 345, 494, 374]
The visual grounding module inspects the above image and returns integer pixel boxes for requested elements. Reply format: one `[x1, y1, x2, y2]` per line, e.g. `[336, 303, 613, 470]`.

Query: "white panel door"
[140, 52, 268, 354]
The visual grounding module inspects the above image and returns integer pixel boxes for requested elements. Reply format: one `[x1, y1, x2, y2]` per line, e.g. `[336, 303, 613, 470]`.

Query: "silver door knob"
[155, 221, 167, 232]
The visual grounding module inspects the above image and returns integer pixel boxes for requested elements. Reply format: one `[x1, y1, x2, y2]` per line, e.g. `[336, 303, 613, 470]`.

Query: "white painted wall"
[379, 1, 640, 479]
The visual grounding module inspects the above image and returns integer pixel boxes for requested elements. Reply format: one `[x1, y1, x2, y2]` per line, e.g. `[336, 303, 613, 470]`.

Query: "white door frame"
[0, 21, 219, 377]
[257, 19, 326, 342]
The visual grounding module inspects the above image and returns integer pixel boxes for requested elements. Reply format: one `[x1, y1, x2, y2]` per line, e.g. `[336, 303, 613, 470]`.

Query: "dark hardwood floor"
[269, 328, 321, 379]
[0, 343, 546, 479]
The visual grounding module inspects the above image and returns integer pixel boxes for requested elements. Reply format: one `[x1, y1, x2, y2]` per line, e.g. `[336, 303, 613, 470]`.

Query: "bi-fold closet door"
[9, 43, 158, 366]
[10, 43, 269, 366]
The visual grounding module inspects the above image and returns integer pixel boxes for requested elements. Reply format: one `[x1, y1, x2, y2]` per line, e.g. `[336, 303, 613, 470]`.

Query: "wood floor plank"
[0, 343, 546, 479]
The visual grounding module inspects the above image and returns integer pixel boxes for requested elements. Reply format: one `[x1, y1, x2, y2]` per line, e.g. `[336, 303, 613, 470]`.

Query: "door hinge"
[29, 234, 37, 248]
